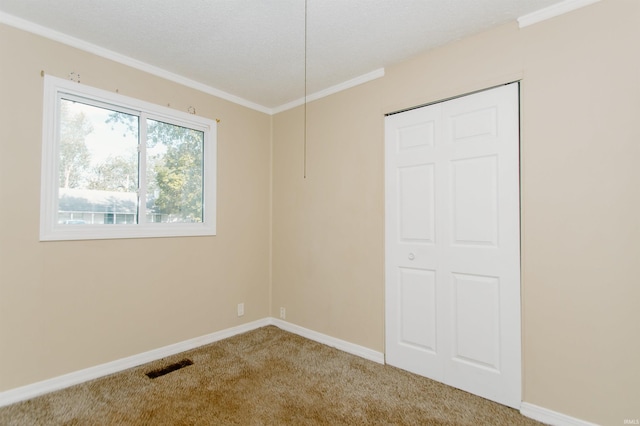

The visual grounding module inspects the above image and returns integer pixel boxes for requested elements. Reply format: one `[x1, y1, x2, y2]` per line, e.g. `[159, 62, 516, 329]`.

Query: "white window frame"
[40, 75, 217, 241]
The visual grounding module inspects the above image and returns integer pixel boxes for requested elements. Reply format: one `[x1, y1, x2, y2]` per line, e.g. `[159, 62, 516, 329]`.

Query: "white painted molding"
[271, 68, 385, 114]
[0, 316, 595, 426]
[0, 11, 384, 116]
[0, 318, 270, 407]
[521, 402, 601, 426]
[0, 11, 272, 115]
[518, 0, 601, 28]
[0, 317, 385, 407]
[270, 318, 385, 364]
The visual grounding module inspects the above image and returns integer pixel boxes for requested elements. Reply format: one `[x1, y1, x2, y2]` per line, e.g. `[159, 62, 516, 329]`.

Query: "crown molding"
[1, 11, 385, 116]
[0, 11, 272, 114]
[5, 0, 598, 114]
[518, 0, 601, 28]
[271, 68, 385, 114]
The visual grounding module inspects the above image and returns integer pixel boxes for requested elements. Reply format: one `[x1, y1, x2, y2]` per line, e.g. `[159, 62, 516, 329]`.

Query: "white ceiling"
[0, 0, 573, 112]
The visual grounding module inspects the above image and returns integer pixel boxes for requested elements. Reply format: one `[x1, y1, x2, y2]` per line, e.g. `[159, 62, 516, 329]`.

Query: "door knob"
[408, 253, 415, 260]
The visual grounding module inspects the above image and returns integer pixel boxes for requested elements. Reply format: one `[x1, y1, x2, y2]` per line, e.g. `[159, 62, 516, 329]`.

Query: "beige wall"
[272, 0, 639, 424]
[0, 25, 271, 390]
[272, 83, 385, 349]
[1, 0, 639, 424]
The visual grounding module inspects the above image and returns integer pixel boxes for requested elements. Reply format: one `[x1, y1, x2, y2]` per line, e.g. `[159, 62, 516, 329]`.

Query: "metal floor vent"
[146, 359, 193, 379]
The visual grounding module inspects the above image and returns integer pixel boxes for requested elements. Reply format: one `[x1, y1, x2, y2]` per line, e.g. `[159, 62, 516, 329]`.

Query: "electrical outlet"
[237, 303, 244, 317]
[279, 307, 286, 319]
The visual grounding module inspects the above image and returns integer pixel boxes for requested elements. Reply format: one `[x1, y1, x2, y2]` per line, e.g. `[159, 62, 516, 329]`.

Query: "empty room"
[0, 0, 638, 424]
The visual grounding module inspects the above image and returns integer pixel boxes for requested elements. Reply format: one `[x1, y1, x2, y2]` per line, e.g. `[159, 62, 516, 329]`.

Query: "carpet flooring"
[0, 326, 544, 425]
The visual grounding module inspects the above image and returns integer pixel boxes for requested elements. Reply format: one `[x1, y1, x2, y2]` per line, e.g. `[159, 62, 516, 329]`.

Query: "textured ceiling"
[0, 0, 568, 111]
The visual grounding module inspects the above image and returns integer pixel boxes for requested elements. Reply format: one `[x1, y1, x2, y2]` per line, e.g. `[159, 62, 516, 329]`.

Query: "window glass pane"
[57, 99, 139, 225]
[146, 119, 204, 223]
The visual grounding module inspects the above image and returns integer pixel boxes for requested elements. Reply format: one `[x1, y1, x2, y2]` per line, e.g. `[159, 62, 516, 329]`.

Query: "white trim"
[272, 68, 385, 114]
[0, 317, 385, 407]
[0, 318, 270, 408]
[0, 317, 591, 426]
[270, 318, 385, 364]
[0, 12, 385, 115]
[521, 402, 601, 426]
[0, 11, 271, 115]
[517, 0, 601, 28]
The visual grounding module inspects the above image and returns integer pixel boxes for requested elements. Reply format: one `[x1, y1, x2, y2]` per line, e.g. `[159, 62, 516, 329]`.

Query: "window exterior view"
[40, 76, 217, 240]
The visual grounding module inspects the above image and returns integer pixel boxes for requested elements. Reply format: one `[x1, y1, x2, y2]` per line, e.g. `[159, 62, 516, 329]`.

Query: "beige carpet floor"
[0, 326, 544, 425]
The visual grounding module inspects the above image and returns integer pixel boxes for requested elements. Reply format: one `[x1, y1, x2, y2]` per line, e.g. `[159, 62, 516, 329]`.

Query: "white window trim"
[40, 75, 217, 241]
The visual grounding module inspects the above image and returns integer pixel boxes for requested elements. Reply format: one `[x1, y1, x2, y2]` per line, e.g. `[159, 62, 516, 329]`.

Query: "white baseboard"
[269, 318, 385, 364]
[273, 319, 601, 426]
[2, 318, 590, 426]
[0, 317, 385, 407]
[521, 402, 600, 426]
[0, 318, 270, 407]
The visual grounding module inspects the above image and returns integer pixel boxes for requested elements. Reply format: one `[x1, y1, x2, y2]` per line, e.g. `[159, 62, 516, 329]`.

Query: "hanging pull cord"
[304, 0, 308, 179]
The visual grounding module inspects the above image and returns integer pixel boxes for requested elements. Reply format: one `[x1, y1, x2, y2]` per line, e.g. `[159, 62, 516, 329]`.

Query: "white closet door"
[385, 83, 521, 408]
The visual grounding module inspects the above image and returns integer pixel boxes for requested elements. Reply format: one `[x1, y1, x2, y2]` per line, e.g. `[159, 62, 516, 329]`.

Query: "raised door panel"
[398, 164, 435, 243]
[450, 155, 498, 247]
[451, 273, 501, 372]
